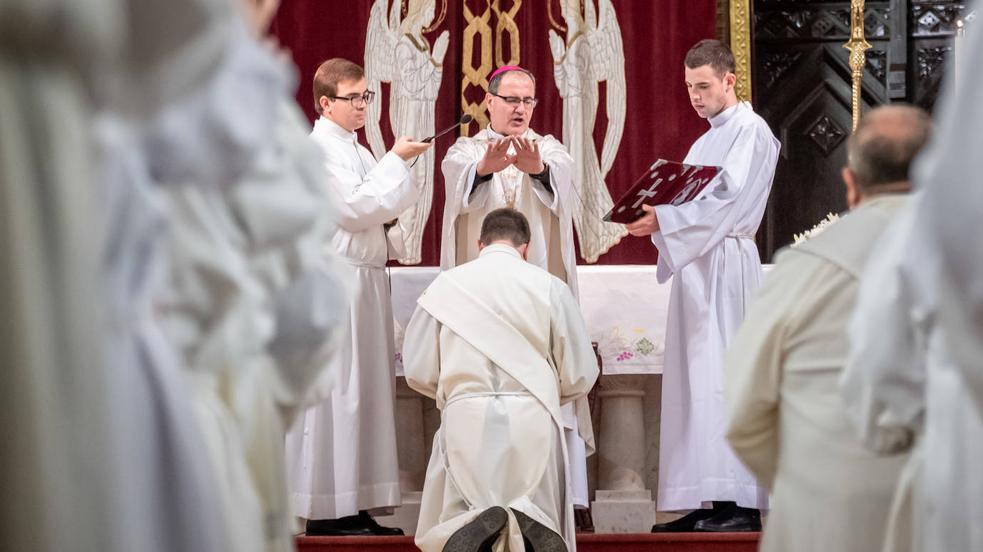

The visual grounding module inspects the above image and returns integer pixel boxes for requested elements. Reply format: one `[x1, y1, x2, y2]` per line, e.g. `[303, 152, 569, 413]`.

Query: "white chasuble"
[440, 127, 578, 295]
[403, 245, 598, 552]
[286, 116, 417, 519]
[726, 196, 909, 552]
[440, 126, 594, 507]
[651, 101, 779, 511]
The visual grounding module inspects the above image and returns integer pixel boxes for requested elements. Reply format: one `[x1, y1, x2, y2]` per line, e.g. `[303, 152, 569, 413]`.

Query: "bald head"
[846, 105, 932, 194]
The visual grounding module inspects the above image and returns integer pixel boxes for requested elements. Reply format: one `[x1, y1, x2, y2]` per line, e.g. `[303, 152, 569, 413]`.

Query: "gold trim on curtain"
[492, 0, 522, 68]
[459, 0, 523, 135]
[461, 2, 494, 133]
[728, 0, 753, 102]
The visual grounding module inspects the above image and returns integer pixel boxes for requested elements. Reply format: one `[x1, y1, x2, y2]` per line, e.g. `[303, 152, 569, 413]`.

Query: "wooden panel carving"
[752, 0, 965, 260]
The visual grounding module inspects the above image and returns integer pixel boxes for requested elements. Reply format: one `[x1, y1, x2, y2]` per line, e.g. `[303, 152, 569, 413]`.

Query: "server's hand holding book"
[604, 159, 721, 224]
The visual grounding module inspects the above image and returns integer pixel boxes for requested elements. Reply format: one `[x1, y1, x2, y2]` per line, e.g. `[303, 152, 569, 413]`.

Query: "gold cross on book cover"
[604, 159, 721, 223]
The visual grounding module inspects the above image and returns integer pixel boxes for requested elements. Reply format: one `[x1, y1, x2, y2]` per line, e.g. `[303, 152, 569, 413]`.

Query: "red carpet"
[297, 532, 760, 551]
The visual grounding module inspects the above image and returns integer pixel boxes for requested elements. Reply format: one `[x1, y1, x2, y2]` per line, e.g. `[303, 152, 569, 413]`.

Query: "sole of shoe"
[443, 506, 508, 552]
[693, 520, 762, 532]
[510, 508, 567, 552]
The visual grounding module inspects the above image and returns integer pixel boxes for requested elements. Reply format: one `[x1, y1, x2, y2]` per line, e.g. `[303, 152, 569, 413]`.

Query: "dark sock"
[712, 501, 736, 511]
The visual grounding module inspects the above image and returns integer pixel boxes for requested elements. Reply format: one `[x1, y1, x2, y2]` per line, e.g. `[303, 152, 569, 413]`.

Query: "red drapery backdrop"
[271, 0, 716, 265]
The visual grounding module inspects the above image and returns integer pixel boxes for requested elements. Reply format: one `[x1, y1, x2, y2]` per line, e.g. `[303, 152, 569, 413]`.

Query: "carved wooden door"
[752, 0, 968, 260]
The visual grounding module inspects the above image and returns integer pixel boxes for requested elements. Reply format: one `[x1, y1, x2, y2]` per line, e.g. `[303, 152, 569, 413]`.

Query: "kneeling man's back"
[404, 208, 598, 552]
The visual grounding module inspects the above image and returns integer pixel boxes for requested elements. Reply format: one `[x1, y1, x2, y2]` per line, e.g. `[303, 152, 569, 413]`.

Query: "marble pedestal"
[591, 374, 657, 533]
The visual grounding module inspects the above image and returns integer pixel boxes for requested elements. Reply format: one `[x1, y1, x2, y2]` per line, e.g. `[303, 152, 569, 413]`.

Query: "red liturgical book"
[603, 159, 721, 223]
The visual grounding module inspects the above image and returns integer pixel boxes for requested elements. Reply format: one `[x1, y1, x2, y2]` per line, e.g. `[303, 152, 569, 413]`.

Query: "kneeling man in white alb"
[403, 208, 599, 552]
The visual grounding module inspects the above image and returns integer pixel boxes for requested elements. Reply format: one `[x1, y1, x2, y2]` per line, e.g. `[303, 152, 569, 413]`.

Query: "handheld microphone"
[422, 114, 474, 143]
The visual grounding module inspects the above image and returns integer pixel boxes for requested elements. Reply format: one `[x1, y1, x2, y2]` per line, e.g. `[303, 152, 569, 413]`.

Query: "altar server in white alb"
[841, 23, 983, 552]
[440, 65, 595, 518]
[404, 208, 599, 552]
[286, 57, 432, 536]
[726, 105, 931, 552]
[625, 39, 779, 531]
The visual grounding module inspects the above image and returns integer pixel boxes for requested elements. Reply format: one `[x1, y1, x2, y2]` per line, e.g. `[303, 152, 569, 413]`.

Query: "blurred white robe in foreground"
[404, 245, 598, 551]
[0, 0, 271, 550]
[841, 18, 983, 552]
[162, 98, 350, 552]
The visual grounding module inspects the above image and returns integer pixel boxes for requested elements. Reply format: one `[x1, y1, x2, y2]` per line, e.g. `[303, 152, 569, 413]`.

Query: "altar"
[390, 264, 674, 376]
[381, 263, 776, 534]
[384, 264, 685, 534]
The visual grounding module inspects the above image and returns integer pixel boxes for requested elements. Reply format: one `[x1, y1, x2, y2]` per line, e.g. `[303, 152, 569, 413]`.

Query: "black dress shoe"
[573, 507, 594, 533]
[358, 511, 405, 535]
[443, 506, 508, 552]
[693, 504, 761, 532]
[510, 508, 566, 552]
[651, 508, 715, 532]
[305, 511, 405, 536]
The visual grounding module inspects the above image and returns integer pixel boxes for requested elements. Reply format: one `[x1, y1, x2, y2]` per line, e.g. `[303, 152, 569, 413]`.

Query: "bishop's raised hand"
[476, 138, 517, 176]
[512, 136, 545, 175]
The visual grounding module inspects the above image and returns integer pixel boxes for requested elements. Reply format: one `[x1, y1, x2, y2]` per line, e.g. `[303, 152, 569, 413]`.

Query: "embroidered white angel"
[365, 0, 449, 264]
[550, 0, 629, 262]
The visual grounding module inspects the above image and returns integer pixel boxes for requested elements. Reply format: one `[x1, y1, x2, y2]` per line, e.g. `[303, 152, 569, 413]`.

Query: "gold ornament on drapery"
[844, 0, 871, 131]
[459, 0, 524, 135]
[728, 0, 753, 102]
[460, 1, 494, 133]
[492, 0, 522, 69]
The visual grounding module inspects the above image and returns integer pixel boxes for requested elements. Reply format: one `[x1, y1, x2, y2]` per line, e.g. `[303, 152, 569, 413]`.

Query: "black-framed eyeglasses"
[490, 93, 538, 108]
[330, 91, 376, 107]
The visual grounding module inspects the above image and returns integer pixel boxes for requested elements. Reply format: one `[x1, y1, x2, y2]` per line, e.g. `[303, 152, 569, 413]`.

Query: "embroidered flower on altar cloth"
[634, 337, 656, 356]
[597, 326, 664, 363]
[792, 212, 840, 245]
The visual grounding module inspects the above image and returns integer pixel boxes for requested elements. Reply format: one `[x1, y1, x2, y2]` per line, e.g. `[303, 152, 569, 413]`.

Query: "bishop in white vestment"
[441, 66, 594, 511]
[725, 102, 933, 552]
[286, 58, 431, 529]
[404, 209, 599, 552]
[627, 41, 777, 527]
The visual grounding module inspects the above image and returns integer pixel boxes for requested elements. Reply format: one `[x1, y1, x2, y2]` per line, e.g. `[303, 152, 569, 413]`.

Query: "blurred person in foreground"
[726, 105, 931, 552]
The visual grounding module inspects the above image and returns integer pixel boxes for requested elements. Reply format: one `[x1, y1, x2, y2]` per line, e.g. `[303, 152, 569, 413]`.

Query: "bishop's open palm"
[512, 136, 545, 175]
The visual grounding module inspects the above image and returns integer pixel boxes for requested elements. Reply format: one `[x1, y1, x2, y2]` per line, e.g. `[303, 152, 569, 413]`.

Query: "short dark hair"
[479, 208, 531, 246]
[488, 68, 536, 95]
[313, 58, 364, 114]
[847, 104, 932, 191]
[684, 39, 736, 76]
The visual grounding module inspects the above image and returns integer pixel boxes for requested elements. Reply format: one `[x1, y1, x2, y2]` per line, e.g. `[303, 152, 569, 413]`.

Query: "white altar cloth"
[391, 265, 673, 375]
